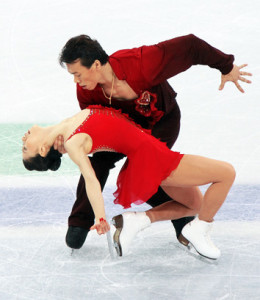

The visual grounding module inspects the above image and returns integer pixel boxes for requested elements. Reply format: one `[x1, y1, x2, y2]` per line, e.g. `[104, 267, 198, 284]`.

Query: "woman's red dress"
[67, 106, 184, 208]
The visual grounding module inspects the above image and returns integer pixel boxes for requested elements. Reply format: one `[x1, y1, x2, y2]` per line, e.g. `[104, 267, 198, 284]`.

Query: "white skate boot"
[179, 217, 221, 260]
[112, 212, 151, 256]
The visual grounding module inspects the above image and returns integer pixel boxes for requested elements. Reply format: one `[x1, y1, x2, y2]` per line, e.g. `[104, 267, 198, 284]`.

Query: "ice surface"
[0, 220, 259, 300]
[0, 180, 259, 300]
[0, 0, 260, 299]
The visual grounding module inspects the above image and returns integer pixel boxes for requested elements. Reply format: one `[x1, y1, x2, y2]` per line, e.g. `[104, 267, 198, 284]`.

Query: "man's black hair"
[59, 34, 109, 68]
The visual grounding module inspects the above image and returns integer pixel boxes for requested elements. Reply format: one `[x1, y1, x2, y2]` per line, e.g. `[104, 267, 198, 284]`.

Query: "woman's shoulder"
[65, 132, 92, 155]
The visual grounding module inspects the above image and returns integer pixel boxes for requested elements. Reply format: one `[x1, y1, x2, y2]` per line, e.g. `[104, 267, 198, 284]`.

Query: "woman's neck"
[42, 123, 67, 148]
[42, 109, 90, 148]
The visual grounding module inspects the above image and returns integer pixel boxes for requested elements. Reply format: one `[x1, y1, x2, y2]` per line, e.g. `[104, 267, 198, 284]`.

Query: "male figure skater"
[57, 33, 251, 250]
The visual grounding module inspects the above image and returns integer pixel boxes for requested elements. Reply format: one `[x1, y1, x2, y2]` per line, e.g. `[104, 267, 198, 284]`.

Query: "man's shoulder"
[110, 47, 141, 59]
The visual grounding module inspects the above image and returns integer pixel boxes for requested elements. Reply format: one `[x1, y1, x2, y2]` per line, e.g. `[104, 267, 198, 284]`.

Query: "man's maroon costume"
[67, 34, 234, 243]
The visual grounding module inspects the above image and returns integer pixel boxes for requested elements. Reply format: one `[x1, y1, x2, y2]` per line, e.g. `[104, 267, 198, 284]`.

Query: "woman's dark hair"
[23, 146, 62, 172]
[59, 34, 109, 68]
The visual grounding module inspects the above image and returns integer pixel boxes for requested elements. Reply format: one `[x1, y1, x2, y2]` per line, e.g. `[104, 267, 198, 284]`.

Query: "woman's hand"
[219, 64, 252, 93]
[53, 135, 67, 154]
[90, 218, 110, 235]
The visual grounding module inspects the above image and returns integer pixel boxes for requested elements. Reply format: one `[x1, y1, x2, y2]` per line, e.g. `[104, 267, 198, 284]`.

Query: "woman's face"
[22, 125, 42, 160]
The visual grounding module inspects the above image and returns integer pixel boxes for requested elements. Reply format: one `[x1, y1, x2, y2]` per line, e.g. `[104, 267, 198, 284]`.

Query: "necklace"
[101, 73, 115, 105]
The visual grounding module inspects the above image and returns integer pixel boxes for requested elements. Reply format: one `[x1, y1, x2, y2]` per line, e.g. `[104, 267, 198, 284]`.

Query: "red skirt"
[113, 139, 184, 209]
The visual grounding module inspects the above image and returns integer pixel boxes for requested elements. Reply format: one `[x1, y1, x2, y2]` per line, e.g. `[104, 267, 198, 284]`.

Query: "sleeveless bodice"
[67, 106, 152, 156]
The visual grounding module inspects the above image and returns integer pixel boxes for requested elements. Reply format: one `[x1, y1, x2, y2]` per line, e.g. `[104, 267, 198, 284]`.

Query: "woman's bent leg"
[113, 154, 235, 259]
[145, 186, 203, 223]
[161, 154, 235, 259]
[161, 154, 236, 221]
[113, 186, 202, 256]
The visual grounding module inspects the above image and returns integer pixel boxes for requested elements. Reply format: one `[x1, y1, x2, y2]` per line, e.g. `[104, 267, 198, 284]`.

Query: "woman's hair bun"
[23, 146, 63, 172]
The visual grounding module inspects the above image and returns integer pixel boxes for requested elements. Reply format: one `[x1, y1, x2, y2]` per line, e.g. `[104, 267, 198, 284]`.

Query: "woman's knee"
[224, 162, 236, 184]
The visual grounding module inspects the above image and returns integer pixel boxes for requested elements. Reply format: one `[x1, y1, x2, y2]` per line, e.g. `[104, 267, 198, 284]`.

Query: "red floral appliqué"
[134, 91, 164, 126]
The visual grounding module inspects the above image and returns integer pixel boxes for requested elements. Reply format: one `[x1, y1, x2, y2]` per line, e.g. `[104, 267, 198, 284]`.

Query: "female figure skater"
[22, 106, 235, 260]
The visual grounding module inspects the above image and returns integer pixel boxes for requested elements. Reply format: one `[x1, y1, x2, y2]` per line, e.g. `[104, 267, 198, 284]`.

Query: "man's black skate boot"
[172, 216, 195, 246]
[66, 226, 89, 249]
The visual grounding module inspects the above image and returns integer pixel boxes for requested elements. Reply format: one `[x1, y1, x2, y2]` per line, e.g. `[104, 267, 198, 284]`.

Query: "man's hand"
[53, 135, 67, 154]
[219, 64, 252, 93]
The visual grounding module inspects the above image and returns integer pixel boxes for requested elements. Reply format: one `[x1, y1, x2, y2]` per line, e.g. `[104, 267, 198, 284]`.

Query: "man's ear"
[94, 60, 102, 70]
[39, 145, 49, 157]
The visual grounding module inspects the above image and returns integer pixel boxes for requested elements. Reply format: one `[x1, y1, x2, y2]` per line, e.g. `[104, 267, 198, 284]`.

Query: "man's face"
[66, 59, 99, 90]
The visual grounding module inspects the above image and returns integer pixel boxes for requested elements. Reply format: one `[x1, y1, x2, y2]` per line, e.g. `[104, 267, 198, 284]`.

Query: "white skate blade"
[106, 221, 118, 260]
[176, 242, 218, 265]
[111, 216, 123, 257]
[111, 216, 131, 257]
[113, 240, 121, 257]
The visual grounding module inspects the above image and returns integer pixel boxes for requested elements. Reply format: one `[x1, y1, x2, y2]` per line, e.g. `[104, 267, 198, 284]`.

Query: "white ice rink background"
[0, 0, 260, 299]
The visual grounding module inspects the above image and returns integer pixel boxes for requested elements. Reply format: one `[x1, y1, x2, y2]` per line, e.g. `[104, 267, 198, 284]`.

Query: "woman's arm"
[65, 134, 110, 234]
